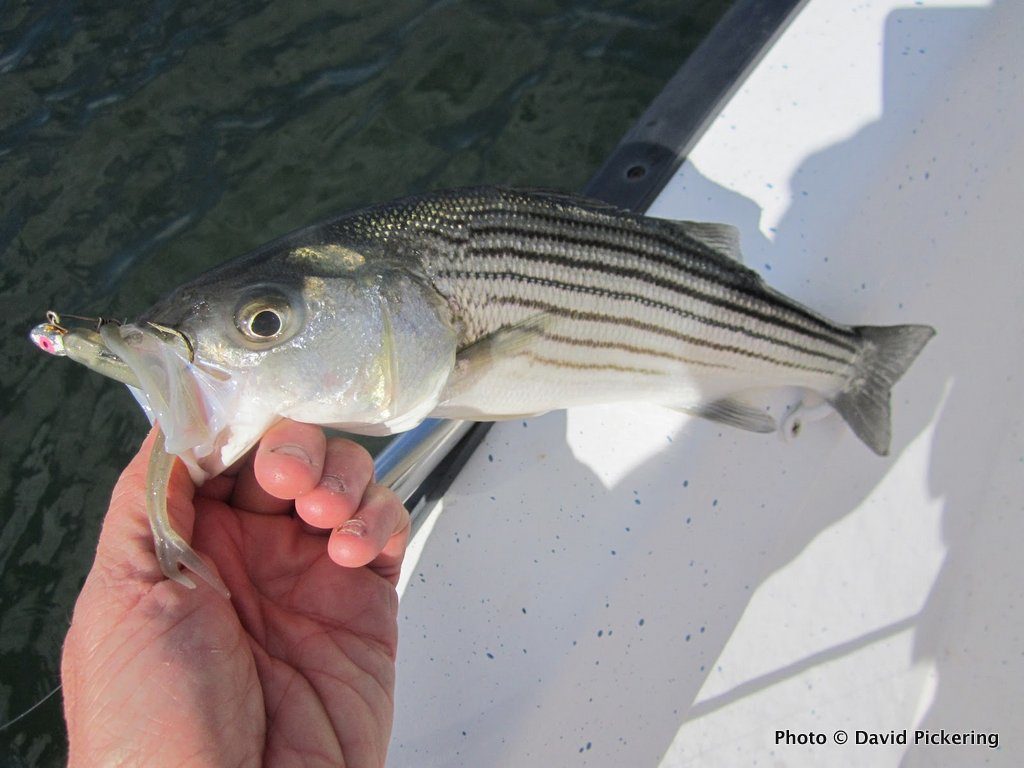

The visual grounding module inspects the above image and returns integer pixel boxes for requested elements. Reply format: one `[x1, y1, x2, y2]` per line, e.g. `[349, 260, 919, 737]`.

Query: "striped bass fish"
[37, 187, 933, 594]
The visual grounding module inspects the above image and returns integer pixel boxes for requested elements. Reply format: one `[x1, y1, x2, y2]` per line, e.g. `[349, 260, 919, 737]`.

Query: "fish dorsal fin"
[682, 222, 742, 262]
[676, 397, 776, 433]
[499, 188, 745, 264]
[502, 187, 629, 216]
[662, 220, 743, 263]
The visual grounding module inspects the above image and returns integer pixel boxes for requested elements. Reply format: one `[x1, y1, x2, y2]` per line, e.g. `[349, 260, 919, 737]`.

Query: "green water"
[0, 1, 730, 762]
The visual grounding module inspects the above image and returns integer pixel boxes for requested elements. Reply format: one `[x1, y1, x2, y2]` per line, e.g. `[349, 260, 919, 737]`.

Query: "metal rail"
[374, 419, 473, 505]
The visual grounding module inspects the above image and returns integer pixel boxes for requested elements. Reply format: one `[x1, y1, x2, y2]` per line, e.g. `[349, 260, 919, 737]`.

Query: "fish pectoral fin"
[455, 312, 554, 373]
[441, 313, 555, 409]
[675, 397, 777, 433]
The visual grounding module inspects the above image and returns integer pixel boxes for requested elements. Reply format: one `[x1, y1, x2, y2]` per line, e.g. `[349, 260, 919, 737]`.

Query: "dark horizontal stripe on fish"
[538, 331, 736, 371]
[413, 214, 746, 287]
[521, 351, 665, 377]
[420, 201, 842, 334]
[442, 268, 854, 367]
[416, 198, 749, 281]
[466, 225, 856, 352]
[464, 242, 856, 356]
[414, 222, 856, 355]
[489, 296, 842, 376]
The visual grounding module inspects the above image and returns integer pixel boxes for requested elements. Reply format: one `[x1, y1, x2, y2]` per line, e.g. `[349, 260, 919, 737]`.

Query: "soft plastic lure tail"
[145, 426, 230, 598]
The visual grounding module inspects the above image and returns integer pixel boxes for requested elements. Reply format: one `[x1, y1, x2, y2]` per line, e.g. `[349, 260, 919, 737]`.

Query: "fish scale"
[388, 192, 857, 376]
[358, 190, 857, 355]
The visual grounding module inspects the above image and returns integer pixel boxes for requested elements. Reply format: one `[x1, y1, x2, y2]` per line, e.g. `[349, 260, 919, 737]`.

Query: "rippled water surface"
[0, 1, 730, 762]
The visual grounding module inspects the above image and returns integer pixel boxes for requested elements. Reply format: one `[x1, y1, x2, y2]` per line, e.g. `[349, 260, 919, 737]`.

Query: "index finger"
[230, 420, 327, 512]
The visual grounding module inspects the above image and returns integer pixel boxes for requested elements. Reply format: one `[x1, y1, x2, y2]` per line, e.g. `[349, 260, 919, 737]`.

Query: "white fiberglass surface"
[390, 1, 1022, 766]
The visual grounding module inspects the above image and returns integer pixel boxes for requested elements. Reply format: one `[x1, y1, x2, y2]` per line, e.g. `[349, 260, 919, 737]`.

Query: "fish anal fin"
[676, 397, 777, 434]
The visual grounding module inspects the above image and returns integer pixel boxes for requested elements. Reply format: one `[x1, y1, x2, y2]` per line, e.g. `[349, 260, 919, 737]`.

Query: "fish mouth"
[99, 322, 242, 480]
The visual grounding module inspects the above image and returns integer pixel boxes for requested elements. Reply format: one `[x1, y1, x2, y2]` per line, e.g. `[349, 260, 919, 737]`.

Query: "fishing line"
[0, 683, 62, 732]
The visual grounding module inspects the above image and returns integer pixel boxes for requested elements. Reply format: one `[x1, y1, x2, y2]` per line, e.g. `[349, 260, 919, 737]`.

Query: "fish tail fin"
[831, 324, 936, 456]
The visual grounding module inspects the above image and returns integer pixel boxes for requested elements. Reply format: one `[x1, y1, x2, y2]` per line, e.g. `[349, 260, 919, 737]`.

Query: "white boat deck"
[390, 1, 1022, 765]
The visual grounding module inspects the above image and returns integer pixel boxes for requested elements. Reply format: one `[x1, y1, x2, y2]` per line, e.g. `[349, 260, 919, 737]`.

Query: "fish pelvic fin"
[831, 324, 936, 456]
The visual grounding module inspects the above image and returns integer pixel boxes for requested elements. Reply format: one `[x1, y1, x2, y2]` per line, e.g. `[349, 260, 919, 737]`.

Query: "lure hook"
[47, 310, 123, 332]
[45, 310, 66, 331]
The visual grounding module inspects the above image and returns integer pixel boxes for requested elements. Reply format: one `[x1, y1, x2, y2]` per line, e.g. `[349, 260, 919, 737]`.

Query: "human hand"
[62, 421, 409, 767]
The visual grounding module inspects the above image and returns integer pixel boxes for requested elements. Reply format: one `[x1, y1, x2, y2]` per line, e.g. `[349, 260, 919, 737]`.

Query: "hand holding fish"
[61, 422, 408, 767]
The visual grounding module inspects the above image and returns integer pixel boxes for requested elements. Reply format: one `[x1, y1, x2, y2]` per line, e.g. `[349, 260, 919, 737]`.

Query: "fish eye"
[234, 293, 294, 344]
[250, 309, 282, 338]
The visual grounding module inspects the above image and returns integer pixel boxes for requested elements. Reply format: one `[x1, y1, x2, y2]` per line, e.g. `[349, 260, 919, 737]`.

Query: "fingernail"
[319, 474, 347, 494]
[336, 518, 367, 538]
[270, 443, 312, 465]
